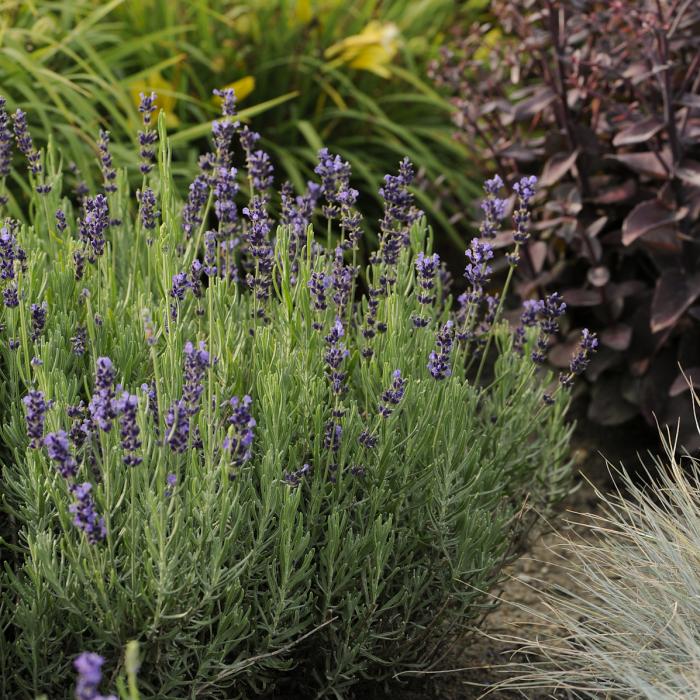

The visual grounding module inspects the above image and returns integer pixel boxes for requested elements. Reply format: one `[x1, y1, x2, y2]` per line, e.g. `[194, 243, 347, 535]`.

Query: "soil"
[375, 404, 660, 700]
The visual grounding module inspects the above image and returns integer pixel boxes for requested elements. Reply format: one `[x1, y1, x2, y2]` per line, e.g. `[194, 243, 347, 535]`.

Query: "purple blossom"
[73, 651, 117, 700]
[479, 174, 506, 239]
[97, 130, 117, 193]
[376, 158, 422, 265]
[324, 317, 349, 395]
[0, 223, 25, 280]
[69, 482, 106, 544]
[224, 395, 256, 471]
[283, 463, 311, 487]
[182, 340, 210, 415]
[141, 382, 159, 434]
[427, 320, 455, 380]
[331, 246, 354, 315]
[182, 174, 209, 240]
[71, 326, 87, 356]
[3, 283, 18, 308]
[242, 195, 274, 308]
[88, 357, 117, 432]
[324, 420, 342, 453]
[379, 369, 407, 418]
[165, 399, 189, 453]
[169, 272, 189, 320]
[314, 148, 352, 220]
[240, 126, 273, 191]
[116, 392, 142, 466]
[214, 166, 239, 226]
[464, 238, 494, 297]
[281, 181, 321, 267]
[30, 301, 47, 341]
[12, 109, 42, 176]
[530, 292, 567, 364]
[138, 187, 159, 230]
[512, 175, 537, 249]
[560, 329, 598, 387]
[78, 194, 110, 261]
[23, 389, 50, 448]
[44, 431, 78, 479]
[413, 251, 440, 325]
[165, 472, 177, 497]
[56, 209, 67, 233]
[0, 97, 12, 181]
[213, 87, 238, 118]
[359, 429, 378, 449]
[137, 92, 158, 174]
[308, 271, 331, 312]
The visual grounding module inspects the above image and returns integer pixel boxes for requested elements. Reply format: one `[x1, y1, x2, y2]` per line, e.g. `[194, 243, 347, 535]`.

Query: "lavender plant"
[0, 92, 582, 698]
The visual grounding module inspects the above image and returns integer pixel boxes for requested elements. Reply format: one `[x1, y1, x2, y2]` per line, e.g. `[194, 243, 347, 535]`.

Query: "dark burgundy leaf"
[600, 324, 632, 351]
[513, 87, 556, 120]
[590, 179, 636, 205]
[562, 288, 602, 307]
[612, 116, 664, 146]
[587, 375, 639, 426]
[528, 240, 547, 273]
[607, 149, 672, 179]
[676, 93, 700, 109]
[650, 270, 700, 333]
[585, 216, 608, 238]
[548, 332, 581, 369]
[539, 149, 580, 187]
[669, 368, 700, 396]
[621, 199, 687, 246]
[676, 160, 700, 186]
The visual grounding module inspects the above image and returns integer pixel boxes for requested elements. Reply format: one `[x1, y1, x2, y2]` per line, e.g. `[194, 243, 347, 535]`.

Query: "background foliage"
[431, 0, 700, 447]
[1, 0, 481, 249]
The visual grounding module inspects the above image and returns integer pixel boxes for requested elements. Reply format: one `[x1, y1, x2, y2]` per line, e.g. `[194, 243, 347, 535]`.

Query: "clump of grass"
[491, 385, 700, 699]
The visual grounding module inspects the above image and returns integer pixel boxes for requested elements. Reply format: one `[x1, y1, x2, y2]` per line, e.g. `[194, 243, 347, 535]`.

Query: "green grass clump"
[0, 93, 573, 698]
[1, 0, 480, 249]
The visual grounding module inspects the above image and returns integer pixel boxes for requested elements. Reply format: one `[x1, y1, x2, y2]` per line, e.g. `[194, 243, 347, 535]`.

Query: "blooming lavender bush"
[0, 91, 582, 698]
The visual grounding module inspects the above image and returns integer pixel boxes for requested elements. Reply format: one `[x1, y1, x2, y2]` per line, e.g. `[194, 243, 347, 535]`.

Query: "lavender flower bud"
[44, 430, 78, 479]
[479, 174, 506, 239]
[88, 357, 117, 431]
[116, 392, 142, 466]
[224, 395, 256, 472]
[138, 187, 159, 230]
[165, 399, 189, 453]
[284, 463, 311, 487]
[30, 301, 47, 341]
[12, 109, 42, 176]
[73, 651, 117, 700]
[427, 320, 455, 380]
[379, 369, 407, 418]
[23, 389, 50, 448]
[182, 340, 210, 415]
[69, 482, 106, 544]
[97, 130, 117, 193]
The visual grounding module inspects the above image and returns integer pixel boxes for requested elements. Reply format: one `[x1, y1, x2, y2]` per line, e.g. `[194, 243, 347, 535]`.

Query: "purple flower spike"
[165, 399, 189, 453]
[78, 194, 110, 261]
[44, 430, 78, 478]
[308, 270, 331, 313]
[23, 389, 50, 448]
[324, 317, 349, 395]
[88, 357, 117, 432]
[182, 340, 210, 416]
[182, 174, 209, 240]
[560, 328, 598, 387]
[97, 130, 117, 194]
[138, 92, 157, 126]
[165, 472, 177, 497]
[137, 92, 158, 173]
[511, 175, 537, 250]
[379, 369, 407, 418]
[138, 187, 159, 230]
[224, 395, 256, 472]
[479, 174, 506, 239]
[74, 651, 117, 700]
[55, 209, 67, 233]
[68, 482, 106, 544]
[12, 108, 42, 177]
[30, 301, 47, 341]
[0, 97, 12, 182]
[284, 463, 311, 487]
[116, 392, 142, 466]
[376, 158, 422, 266]
[428, 320, 455, 380]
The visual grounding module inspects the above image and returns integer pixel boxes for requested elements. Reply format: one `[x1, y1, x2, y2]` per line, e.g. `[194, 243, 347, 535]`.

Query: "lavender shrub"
[0, 92, 587, 698]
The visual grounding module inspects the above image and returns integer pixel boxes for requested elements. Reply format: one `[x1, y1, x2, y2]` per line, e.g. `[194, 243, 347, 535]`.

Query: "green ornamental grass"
[0, 90, 587, 698]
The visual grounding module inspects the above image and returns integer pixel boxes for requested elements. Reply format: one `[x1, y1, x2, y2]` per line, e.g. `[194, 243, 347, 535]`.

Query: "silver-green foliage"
[0, 113, 571, 698]
[493, 404, 700, 699]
